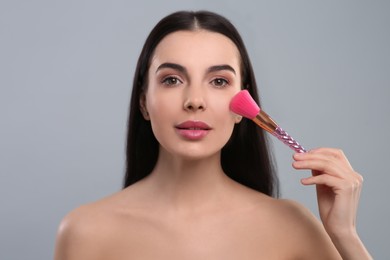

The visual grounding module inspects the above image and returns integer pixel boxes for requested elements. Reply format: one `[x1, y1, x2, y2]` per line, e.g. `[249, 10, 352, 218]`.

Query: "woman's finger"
[292, 158, 348, 178]
[301, 173, 342, 187]
[303, 148, 353, 168]
[301, 172, 363, 194]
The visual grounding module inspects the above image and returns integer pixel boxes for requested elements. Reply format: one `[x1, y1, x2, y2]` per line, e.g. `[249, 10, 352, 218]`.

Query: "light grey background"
[1, 0, 389, 259]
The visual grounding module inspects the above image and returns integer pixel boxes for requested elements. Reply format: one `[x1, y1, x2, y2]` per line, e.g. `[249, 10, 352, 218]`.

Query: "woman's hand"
[293, 148, 372, 259]
[293, 148, 363, 236]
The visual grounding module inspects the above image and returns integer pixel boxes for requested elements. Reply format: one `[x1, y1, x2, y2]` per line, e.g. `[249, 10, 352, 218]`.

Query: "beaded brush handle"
[272, 127, 306, 153]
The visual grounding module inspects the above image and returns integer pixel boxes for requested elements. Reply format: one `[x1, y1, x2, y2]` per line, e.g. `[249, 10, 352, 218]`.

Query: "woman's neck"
[140, 149, 232, 213]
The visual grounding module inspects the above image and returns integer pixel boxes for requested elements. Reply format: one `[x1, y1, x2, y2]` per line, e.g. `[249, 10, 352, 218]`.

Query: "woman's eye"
[162, 76, 182, 86]
[211, 78, 229, 88]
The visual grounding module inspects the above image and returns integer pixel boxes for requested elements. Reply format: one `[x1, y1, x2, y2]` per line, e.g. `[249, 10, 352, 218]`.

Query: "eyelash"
[210, 78, 229, 88]
[161, 76, 182, 86]
[160, 76, 230, 88]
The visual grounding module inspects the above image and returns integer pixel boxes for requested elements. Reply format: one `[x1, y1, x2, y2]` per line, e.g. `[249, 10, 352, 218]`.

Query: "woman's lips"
[175, 120, 211, 140]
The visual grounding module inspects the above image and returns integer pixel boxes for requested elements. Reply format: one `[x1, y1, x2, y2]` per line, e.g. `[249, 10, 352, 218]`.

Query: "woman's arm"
[293, 148, 373, 260]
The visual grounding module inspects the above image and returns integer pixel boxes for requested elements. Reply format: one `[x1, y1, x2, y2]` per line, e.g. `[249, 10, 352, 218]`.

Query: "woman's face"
[143, 30, 242, 160]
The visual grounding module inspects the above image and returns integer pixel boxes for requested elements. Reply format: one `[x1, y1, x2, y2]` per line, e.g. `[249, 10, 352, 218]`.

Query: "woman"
[54, 11, 372, 259]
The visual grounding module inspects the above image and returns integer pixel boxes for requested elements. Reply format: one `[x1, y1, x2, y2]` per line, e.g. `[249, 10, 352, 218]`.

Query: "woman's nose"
[183, 87, 206, 112]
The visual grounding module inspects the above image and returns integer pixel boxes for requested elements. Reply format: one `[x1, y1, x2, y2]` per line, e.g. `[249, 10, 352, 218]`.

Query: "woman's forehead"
[150, 30, 241, 71]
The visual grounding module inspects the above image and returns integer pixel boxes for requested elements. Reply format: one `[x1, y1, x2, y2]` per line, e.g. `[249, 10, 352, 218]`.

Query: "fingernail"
[294, 153, 304, 159]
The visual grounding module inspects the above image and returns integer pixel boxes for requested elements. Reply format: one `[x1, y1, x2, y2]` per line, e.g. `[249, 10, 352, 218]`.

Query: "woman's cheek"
[146, 92, 175, 118]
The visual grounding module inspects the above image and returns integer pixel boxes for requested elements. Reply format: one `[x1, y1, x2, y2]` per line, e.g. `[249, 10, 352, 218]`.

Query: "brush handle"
[272, 127, 306, 153]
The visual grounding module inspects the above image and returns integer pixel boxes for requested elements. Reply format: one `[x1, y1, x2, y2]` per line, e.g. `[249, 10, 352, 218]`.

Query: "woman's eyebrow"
[156, 62, 188, 77]
[207, 65, 236, 75]
[155, 63, 236, 76]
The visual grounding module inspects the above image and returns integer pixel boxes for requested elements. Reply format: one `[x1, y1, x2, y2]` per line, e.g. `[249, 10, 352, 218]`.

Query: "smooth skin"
[54, 30, 371, 259]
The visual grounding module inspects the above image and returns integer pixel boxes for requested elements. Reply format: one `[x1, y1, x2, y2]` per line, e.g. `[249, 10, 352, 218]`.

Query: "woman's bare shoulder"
[251, 196, 341, 259]
[54, 190, 139, 260]
[250, 197, 317, 235]
[54, 204, 106, 259]
[230, 185, 325, 236]
[233, 182, 318, 221]
[264, 197, 318, 220]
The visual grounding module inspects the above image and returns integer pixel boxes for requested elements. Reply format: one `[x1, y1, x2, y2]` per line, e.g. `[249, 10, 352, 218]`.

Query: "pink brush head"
[229, 90, 260, 119]
[229, 90, 307, 153]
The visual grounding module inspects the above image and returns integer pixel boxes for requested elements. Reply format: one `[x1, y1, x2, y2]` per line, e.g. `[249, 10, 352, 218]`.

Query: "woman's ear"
[139, 94, 150, 120]
[235, 115, 243, 124]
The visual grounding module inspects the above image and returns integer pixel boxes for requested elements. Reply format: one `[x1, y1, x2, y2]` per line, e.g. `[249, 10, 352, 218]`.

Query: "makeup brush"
[230, 90, 306, 153]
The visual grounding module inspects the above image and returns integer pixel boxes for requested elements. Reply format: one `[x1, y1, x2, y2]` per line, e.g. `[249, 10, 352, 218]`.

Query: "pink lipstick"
[175, 120, 211, 140]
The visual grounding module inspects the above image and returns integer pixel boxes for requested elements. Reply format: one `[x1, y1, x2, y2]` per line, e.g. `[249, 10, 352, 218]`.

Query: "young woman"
[54, 11, 372, 259]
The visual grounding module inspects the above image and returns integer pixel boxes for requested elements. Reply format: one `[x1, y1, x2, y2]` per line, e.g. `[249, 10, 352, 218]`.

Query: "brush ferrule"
[252, 110, 278, 134]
